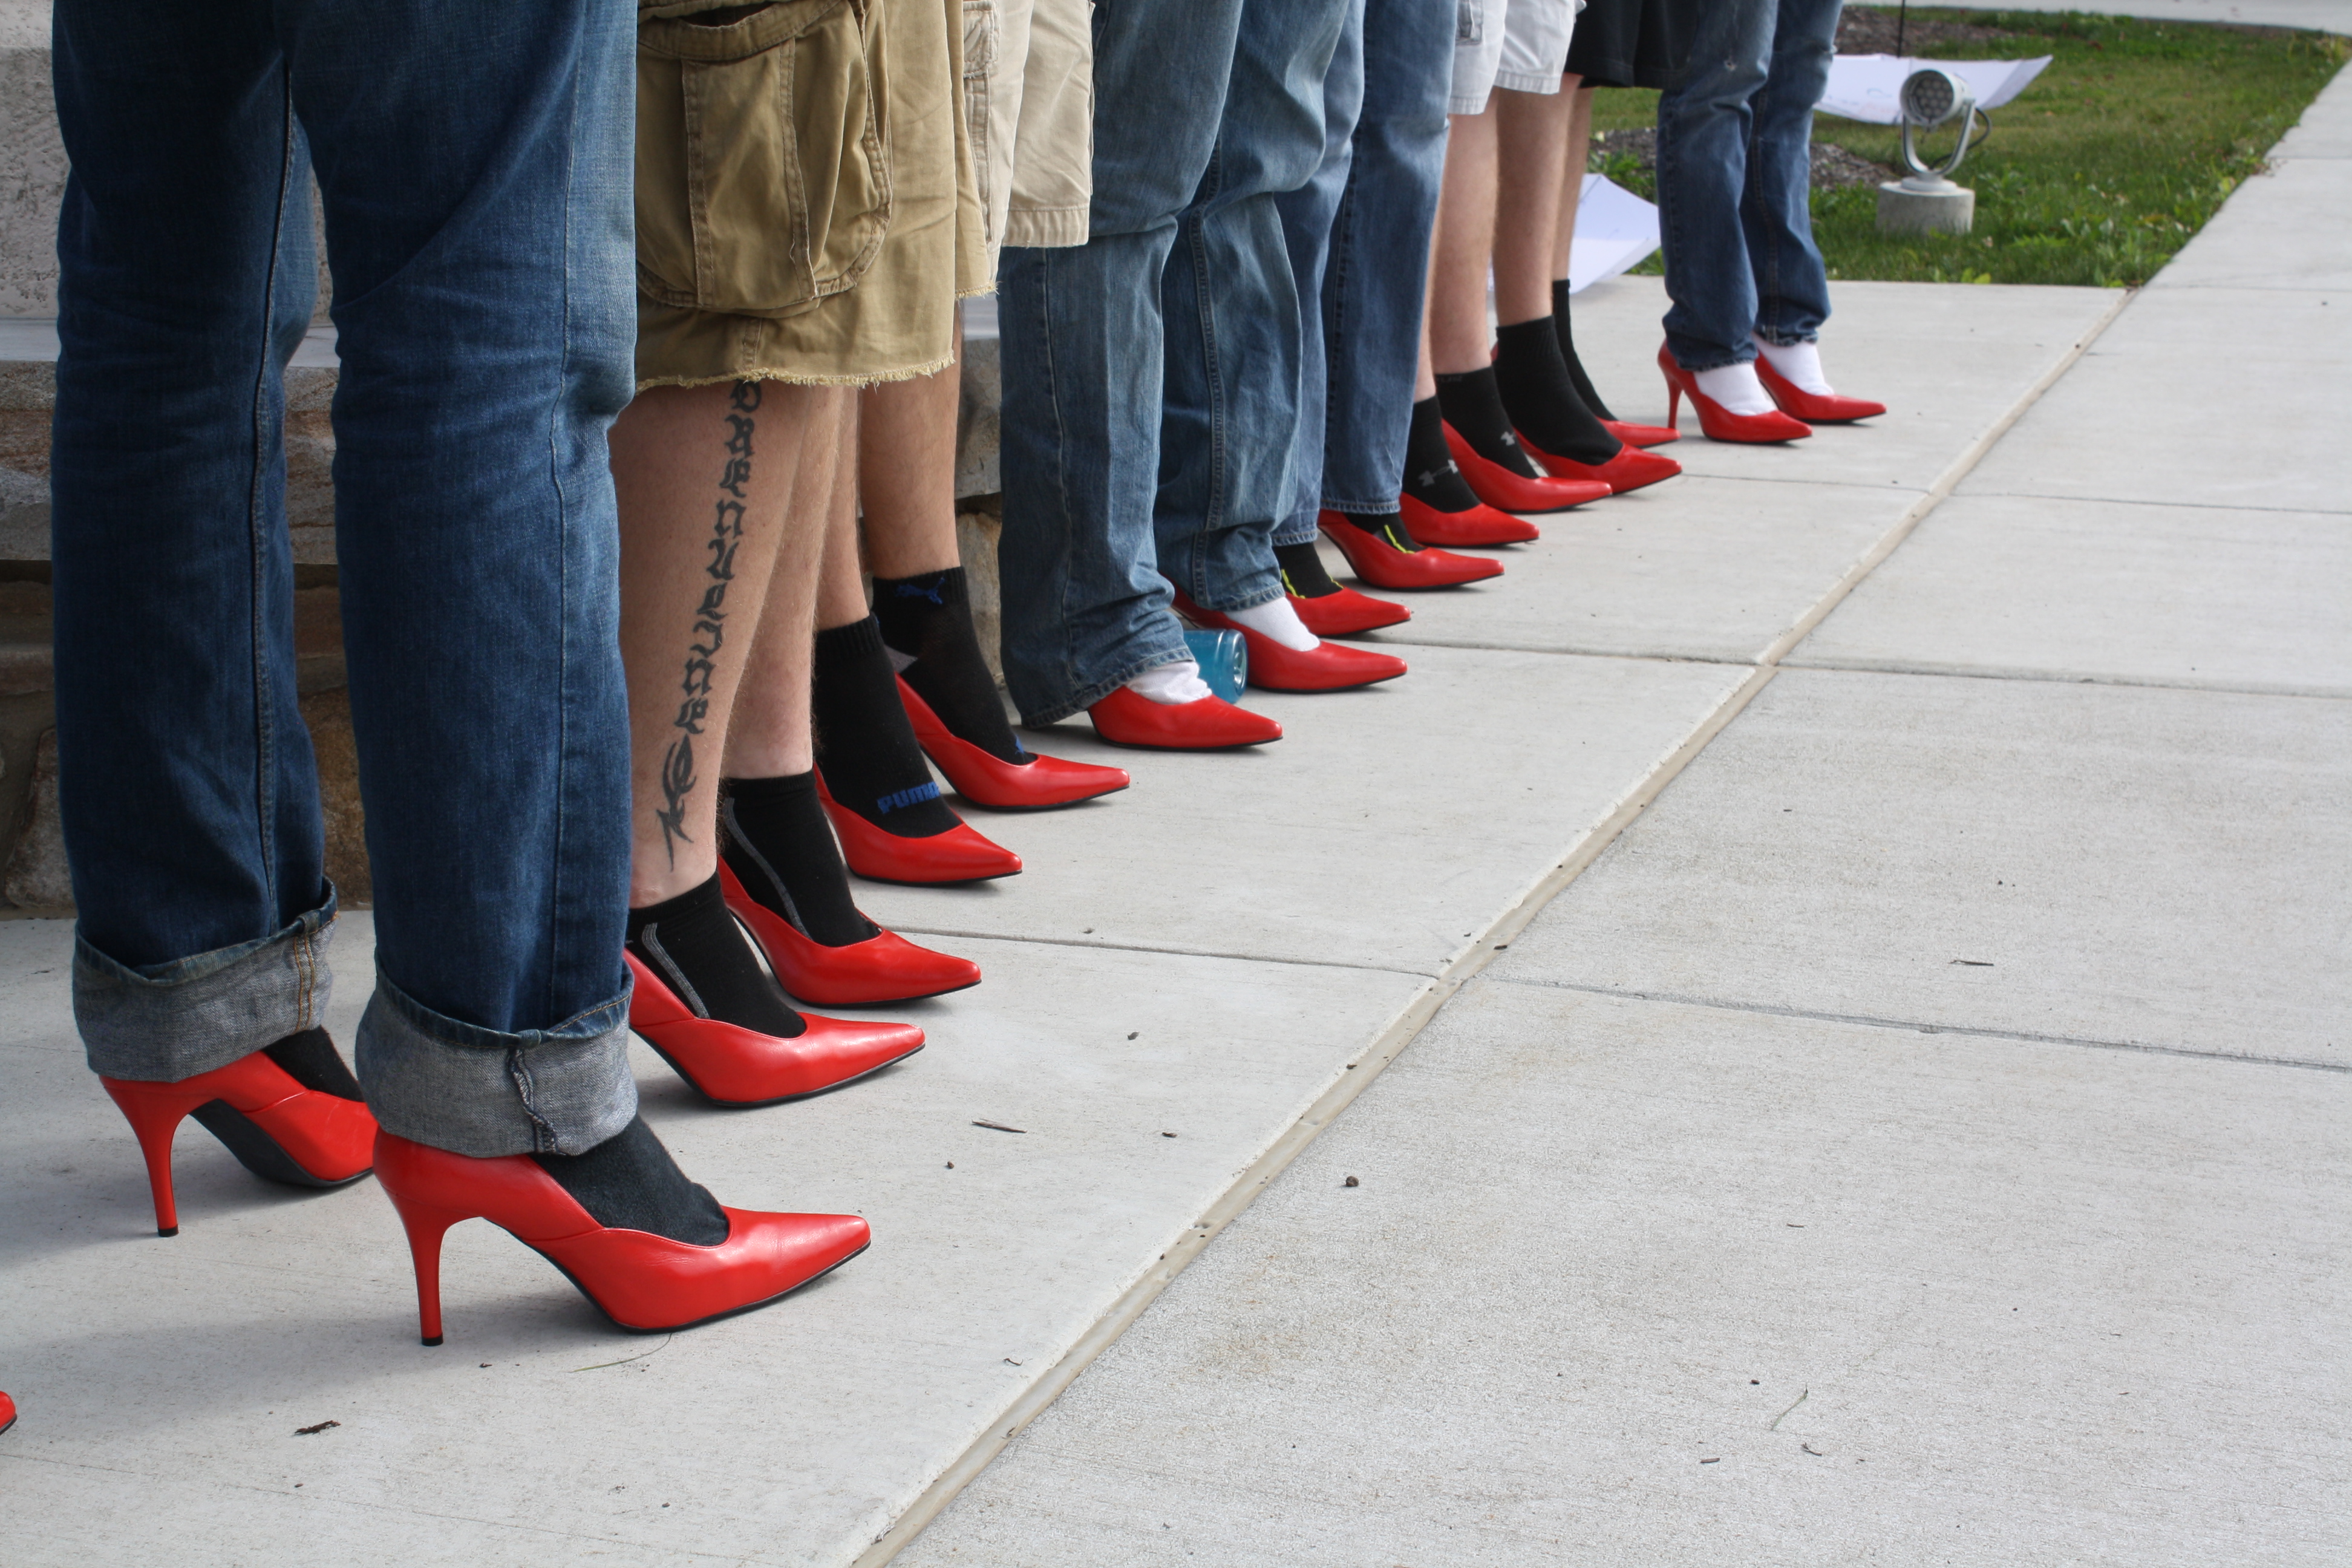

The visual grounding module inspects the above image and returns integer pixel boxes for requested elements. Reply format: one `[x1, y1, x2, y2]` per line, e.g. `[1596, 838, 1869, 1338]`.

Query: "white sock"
[1693, 361, 1776, 416]
[1753, 335, 1834, 395]
[1127, 660, 1214, 705]
[1221, 596, 1319, 653]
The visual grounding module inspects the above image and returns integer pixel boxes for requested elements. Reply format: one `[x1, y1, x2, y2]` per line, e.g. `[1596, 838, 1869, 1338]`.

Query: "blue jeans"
[1275, 0, 1453, 546]
[50, 0, 640, 1158]
[998, 0, 1349, 724]
[1655, 0, 1840, 370]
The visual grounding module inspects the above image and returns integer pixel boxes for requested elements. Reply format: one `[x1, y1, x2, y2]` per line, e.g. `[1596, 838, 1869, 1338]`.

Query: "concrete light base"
[1877, 178, 1976, 235]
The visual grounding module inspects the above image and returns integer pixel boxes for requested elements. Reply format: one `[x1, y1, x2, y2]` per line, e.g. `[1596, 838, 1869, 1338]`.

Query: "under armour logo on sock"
[1414, 460, 1459, 487]
[1497, 430, 1520, 448]
[892, 578, 948, 606]
[874, 781, 942, 815]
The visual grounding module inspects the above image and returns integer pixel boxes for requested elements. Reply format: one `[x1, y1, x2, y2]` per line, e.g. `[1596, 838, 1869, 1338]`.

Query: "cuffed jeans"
[998, 0, 1350, 724]
[1655, 0, 1840, 370]
[1275, 0, 1453, 547]
[50, 0, 639, 1157]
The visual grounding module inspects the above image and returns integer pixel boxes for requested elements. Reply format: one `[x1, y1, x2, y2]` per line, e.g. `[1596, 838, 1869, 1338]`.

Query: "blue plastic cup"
[1182, 629, 1247, 703]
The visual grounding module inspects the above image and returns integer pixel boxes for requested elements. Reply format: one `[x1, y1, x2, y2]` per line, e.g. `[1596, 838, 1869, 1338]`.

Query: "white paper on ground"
[1568, 174, 1660, 295]
[1818, 54, 2054, 124]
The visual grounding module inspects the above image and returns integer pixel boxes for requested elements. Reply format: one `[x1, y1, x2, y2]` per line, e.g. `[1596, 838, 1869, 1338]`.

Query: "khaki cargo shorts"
[635, 0, 988, 390]
[959, 0, 1093, 269]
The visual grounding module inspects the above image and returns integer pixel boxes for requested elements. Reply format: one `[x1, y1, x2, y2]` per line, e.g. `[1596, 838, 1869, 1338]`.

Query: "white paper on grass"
[1817, 54, 2054, 125]
[1567, 174, 1659, 295]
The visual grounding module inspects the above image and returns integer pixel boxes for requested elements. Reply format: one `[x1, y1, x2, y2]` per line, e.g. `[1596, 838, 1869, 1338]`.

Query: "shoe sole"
[638, 1038, 927, 1111]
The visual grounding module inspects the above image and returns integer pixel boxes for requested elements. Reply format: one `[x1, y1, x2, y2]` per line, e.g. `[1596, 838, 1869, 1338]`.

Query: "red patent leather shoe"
[814, 771, 1022, 884]
[1318, 510, 1501, 590]
[626, 952, 924, 1106]
[1601, 417, 1681, 448]
[374, 1131, 870, 1343]
[0, 1391, 15, 1434]
[1290, 584, 1410, 637]
[1515, 430, 1684, 495]
[1658, 345, 1813, 443]
[1172, 592, 1406, 692]
[1399, 492, 1538, 547]
[717, 860, 979, 1007]
[1088, 685, 1282, 750]
[1754, 357, 1885, 423]
[896, 676, 1128, 811]
[101, 1045, 376, 1236]
[1441, 422, 1612, 513]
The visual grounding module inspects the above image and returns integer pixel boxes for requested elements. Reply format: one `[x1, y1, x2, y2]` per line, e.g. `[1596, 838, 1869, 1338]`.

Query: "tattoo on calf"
[655, 380, 763, 866]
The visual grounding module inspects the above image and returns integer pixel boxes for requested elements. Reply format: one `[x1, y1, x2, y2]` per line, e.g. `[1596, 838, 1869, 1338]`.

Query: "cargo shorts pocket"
[961, 0, 999, 238]
[637, 0, 893, 319]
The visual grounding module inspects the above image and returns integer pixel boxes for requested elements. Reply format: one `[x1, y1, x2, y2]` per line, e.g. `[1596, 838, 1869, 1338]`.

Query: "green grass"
[1587, 10, 2347, 287]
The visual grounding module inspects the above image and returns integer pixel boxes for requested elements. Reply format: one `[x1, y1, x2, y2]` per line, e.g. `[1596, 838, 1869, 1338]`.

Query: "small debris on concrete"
[973, 1120, 1027, 1134]
[1950, 958, 1994, 967]
[1004, 1358, 1023, 1367]
[480, 1362, 491, 1368]
[1161, 1131, 1177, 1138]
[1786, 1223, 1805, 1228]
[1803, 1444, 1825, 1457]
[1751, 1379, 1760, 1385]
[1700, 1457, 1720, 1465]
[1342, 1175, 1360, 1187]
[946, 1161, 955, 1169]
[293, 1420, 339, 1436]
[1127, 1031, 1138, 1040]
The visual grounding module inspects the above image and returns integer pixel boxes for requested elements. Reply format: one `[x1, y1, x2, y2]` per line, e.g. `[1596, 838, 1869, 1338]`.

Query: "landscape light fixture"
[1877, 67, 1985, 235]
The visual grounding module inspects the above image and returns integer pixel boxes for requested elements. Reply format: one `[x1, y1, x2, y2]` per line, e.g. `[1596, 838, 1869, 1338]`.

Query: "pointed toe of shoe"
[1088, 687, 1283, 750]
[1246, 637, 1406, 691]
[793, 1013, 929, 1085]
[624, 951, 926, 1104]
[1519, 431, 1684, 494]
[1602, 418, 1681, 447]
[997, 751, 1133, 809]
[1754, 359, 1884, 422]
[817, 777, 1022, 884]
[1318, 511, 1503, 590]
[1292, 585, 1410, 637]
[1440, 424, 1609, 513]
[1400, 494, 1541, 546]
[721, 866, 984, 1004]
[898, 675, 1129, 809]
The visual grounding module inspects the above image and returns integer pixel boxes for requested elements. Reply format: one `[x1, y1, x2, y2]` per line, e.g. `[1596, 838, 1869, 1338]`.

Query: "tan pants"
[635, 0, 989, 389]
[959, 0, 1093, 266]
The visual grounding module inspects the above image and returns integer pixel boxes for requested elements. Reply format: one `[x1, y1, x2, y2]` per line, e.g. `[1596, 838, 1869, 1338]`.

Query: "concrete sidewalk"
[5, 54, 2347, 1568]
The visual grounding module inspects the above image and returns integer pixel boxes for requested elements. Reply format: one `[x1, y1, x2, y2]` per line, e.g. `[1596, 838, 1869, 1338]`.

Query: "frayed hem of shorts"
[635, 351, 958, 394]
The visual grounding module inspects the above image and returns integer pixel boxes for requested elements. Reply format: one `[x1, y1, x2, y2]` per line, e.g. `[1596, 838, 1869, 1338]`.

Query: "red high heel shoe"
[716, 860, 979, 1007]
[1172, 592, 1406, 693]
[896, 676, 1129, 811]
[1440, 423, 1612, 513]
[1515, 430, 1684, 495]
[1290, 584, 1410, 637]
[626, 952, 924, 1106]
[1399, 492, 1539, 546]
[1658, 345, 1812, 443]
[0, 1391, 15, 1436]
[1318, 510, 1501, 590]
[373, 1131, 870, 1343]
[814, 771, 1022, 884]
[100, 1043, 376, 1236]
[1601, 417, 1680, 448]
[1087, 686, 1282, 750]
[1754, 357, 1885, 423]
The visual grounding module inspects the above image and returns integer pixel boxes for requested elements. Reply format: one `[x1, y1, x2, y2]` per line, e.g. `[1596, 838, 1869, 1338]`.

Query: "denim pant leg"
[1656, 0, 1775, 370]
[51, 0, 641, 1158]
[52, 2, 336, 1077]
[1744, 0, 1839, 345]
[995, 0, 1244, 723]
[1314, 0, 1452, 521]
[1155, 0, 1352, 609]
[1270, 0, 1366, 550]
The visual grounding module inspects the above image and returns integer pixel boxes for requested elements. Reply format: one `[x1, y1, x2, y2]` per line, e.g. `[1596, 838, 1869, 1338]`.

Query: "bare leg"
[1554, 81, 1592, 282]
[1427, 105, 1498, 376]
[858, 324, 964, 580]
[1492, 85, 1575, 327]
[720, 387, 851, 782]
[615, 379, 821, 907]
[817, 395, 871, 633]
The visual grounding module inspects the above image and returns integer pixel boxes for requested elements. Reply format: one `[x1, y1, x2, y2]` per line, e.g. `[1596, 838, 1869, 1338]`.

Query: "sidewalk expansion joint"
[874, 928, 1435, 980]
[858, 286, 2134, 1567]
[1484, 975, 2349, 1074]
[1771, 658, 2352, 702]
[1950, 488, 2352, 518]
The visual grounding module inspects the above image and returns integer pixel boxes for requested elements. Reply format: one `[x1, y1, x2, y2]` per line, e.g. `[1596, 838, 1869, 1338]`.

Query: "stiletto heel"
[1665, 381, 1682, 428]
[99, 1037, 377, 1236]
[372, 1130, 872, 1342]
[1656, 344, 1813, 443]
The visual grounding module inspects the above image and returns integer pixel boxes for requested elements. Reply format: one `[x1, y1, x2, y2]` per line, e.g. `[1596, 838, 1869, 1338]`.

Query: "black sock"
[1330, 511, 1423, 554]
[262, 1028, 364, 1101]
[1434, 367, 1543, 479]
[1275, 541, 1342, 598]
[1552, 280, 1618, 422]
[627, 872, 805, 1037]
[1402, 397, 1483, 515]
[872, 568, 1027, 766]
[720, 773, 876, 948]
[812, 616, 961, 837]
[534, 1116, 728, 1246]
[1492, 317, 1621, 466]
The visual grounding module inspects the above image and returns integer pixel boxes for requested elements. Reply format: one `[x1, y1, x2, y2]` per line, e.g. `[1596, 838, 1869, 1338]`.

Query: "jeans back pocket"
[637, 0, 893, 319]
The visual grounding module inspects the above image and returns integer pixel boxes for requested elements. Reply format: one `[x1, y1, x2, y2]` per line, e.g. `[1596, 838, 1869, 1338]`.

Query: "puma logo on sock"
[874, 781, 942, 815]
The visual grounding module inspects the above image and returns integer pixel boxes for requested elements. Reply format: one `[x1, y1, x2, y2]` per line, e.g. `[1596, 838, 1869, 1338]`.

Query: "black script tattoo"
[654, 381, 763, 865]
